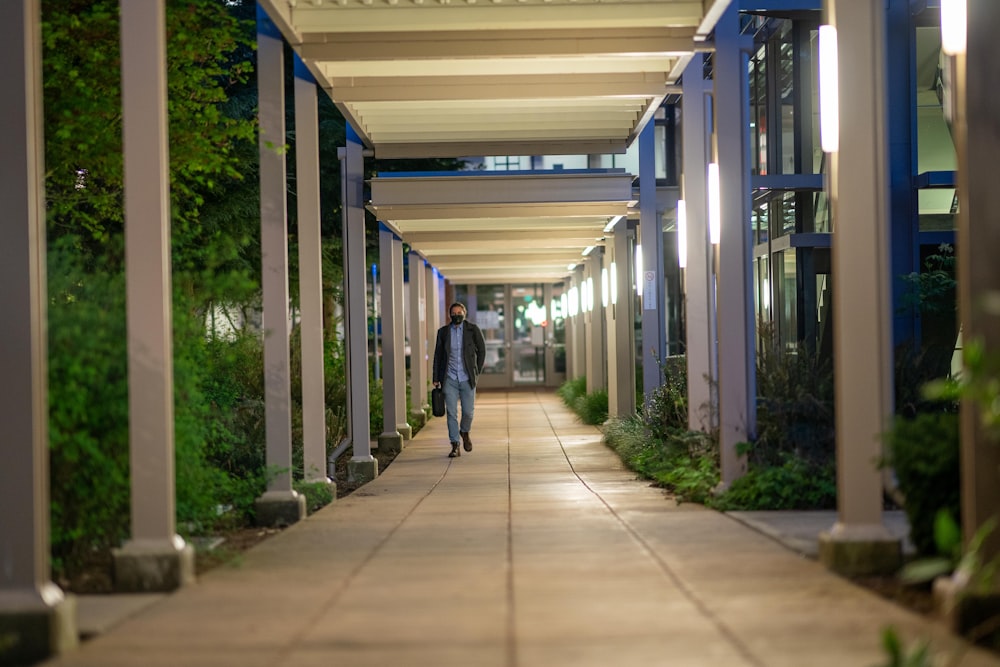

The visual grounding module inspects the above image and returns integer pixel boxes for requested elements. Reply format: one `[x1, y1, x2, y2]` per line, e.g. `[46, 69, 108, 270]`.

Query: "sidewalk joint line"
[271, 451, 457, 663]
[538, 398, 766, 667]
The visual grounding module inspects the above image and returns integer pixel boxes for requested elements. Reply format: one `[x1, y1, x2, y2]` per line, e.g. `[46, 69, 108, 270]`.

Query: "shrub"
[604, 415, 719, 504]
[753, 339, 834, 469]
[557, 376, 587, 408]
[882, 411, 960, 556]
[713, 455, 836, 511]
[294, 480, 336, 514]
[643, 356, 688, 440]
[575, 389, 608, 425]
[48, 242, 130, 576]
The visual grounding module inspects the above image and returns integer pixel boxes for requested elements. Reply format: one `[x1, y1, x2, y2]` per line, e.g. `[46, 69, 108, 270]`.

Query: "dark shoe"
[449, 443, 461, 458]
[461, 431, 473, 452]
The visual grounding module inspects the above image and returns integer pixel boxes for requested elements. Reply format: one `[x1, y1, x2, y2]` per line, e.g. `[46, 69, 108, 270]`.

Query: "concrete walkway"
[44, 391, 1000, 666]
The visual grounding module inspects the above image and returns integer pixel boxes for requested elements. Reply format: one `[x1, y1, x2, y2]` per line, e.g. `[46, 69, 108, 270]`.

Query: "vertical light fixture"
[941, 0, 966, 55]
[708, 163, 721, 245]
[818, 24, 840, 153]
[586, 276, 595, 312]
[601, 267, 609, 308]
[635, 243, 644, 297]
[610, 261, 618, 305]
[676, 199, 688, 269]
[560, 292, 567, 317]
[568, 285, 578, 316]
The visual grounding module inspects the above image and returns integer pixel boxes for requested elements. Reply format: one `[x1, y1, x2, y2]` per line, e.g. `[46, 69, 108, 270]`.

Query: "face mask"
[450, 313, 464, 325]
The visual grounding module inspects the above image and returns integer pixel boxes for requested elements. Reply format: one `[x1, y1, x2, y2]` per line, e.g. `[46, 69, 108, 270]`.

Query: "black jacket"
[433, 320, 487, 389]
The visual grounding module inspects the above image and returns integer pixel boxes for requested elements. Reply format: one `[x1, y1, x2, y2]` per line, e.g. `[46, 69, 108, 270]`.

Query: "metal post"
[293, 60, 330, 486]
[818, 0, 901, 575]
[714, 3, 755, 488]
[343, 124, 377, 483]
[639, 121, 666, 405]
[114, 0, 196, 589]
[0, 0, 77, 659]
[254, 8, 306, 525]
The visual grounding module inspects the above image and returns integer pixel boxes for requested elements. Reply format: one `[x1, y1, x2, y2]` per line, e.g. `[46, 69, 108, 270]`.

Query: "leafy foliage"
[47, 240, 131, 573]
[603, 415, 719, 504]
[712, 455, 835, 511]
[575, 390, 608, 425]
[557, 376, 587, 408]
[642, 356, 688, 440]
[876, 627, 933, 667]
[753, 337, 835, 468]
[882, 412, 960, 556]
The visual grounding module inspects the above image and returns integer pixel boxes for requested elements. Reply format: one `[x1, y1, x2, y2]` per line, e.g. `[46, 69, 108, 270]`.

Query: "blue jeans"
[443, 376, 475, 444]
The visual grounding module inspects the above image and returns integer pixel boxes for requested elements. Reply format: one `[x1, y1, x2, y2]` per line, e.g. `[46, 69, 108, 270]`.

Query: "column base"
[348, 456, 379, 484]
[254, 490, 307, 528]
[378, 431, 403, 454]
[934, 575, 1000, 643]
[113, 537, 195, 593]
[409, 410, 427, 429]
[0, 585, 77, 665]
[397, 423, 413, 441]
[818, 523, 901, 576]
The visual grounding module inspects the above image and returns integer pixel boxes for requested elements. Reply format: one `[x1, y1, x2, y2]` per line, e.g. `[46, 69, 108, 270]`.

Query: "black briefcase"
[431, 387, 445, 417]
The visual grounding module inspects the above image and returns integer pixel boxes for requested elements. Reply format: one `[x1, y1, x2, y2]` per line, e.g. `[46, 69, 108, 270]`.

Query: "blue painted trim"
[750, 174, 823, 190]
[917, 230, 956, 246]
[346, 123, 362, 145]
[293, 55, 316, 84]
[915, 171, 956, 188]
[740, 0, 821, 11]
[256, 5, 282, 41]
[377, 221, 402, 240]
[887, 0, 920, 349]
[788, 233, 831, 248]
[374, 168, 627, 179]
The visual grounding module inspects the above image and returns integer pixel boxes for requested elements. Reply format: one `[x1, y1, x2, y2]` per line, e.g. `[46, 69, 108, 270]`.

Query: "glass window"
[778, 22, 796, 175]
[778, 249, 798, 351]
[779, 191, 797, 237]
[754, 201, 770, 245]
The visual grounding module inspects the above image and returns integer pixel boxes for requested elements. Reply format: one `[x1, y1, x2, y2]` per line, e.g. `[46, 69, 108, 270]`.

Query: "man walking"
[433, 301, 487, 458]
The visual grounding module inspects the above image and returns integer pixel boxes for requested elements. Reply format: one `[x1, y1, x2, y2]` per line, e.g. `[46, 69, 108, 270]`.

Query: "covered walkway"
[44, 392, 1000, 667]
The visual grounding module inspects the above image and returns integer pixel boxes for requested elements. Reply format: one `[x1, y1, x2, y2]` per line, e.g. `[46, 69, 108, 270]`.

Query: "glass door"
[467, 284, 509, 389]
[511, 284, 546, 386]
[453, 283, 564, 389]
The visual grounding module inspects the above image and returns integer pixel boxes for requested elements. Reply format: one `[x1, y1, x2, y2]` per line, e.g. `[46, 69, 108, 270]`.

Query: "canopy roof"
[260, 0, 729, 282]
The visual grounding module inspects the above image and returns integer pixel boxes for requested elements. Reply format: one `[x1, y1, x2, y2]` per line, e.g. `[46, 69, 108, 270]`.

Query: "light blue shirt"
[447, 324, 469, 382]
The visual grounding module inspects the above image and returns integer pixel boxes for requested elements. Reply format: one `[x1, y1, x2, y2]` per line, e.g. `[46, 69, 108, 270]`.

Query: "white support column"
[818, 0, 901, 575]
[409, 252, 429, 424]
[606, 243, 619, 414]
[426, 264, 440, 401]
[391, 236, 411, 440]
[564, 289, 576, 382]
[714, 4, 754, 489]
[586, 249, 607, 393]
[639, 121, 666, 406]
[254, 11, 306, 525]
[378, 225, 403, 454]
[114, 0, 196, 590]
[583, 262, 595, 390]
[957, 0, 1000, 564]
[343, 124, 377, 484]
[683, 55, 717, 432]
[610, 218, 637, 417]
[0, 0, 77, 659]
[571, 266, 586, 380]
[294, 62, 331, 488]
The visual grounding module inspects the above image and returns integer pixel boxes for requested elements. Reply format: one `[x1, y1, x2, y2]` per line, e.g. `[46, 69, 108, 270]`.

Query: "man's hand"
[433, 382, 441, 388]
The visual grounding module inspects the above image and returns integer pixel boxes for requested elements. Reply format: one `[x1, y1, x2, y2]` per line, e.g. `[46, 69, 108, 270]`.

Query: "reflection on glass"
[511, 284, 545, 385]
[476, 284, 506, 376]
